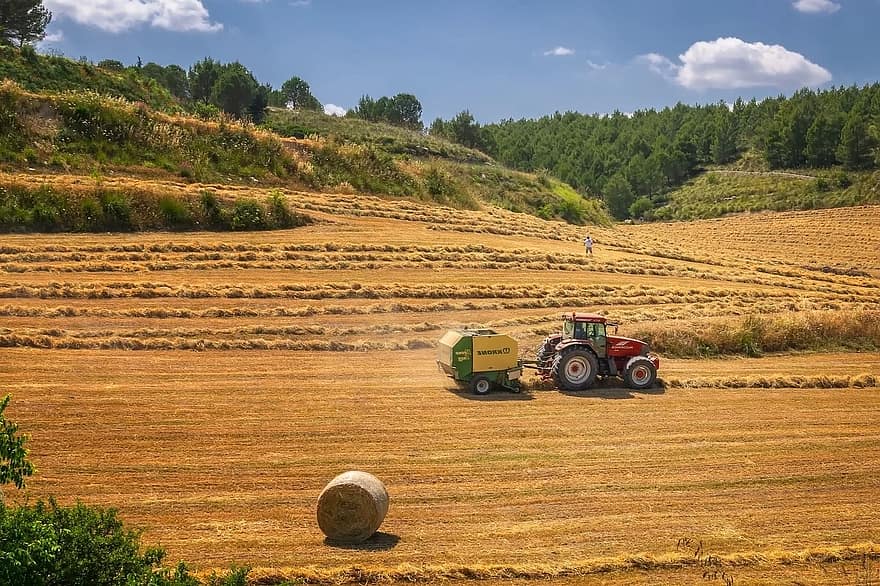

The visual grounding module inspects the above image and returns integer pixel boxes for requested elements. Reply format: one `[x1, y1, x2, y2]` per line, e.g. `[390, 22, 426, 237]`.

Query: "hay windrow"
[215, 542, 880, 584]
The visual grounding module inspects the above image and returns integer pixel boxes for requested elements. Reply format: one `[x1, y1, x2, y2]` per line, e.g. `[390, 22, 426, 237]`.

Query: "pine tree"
[711, 110, 737, 164]
[0, 0, 52, 47]
[805, 113, 840, 167]
[189, 58, 221, 104]
[603, 173, 635, 219]
[837, 112, 875, 170]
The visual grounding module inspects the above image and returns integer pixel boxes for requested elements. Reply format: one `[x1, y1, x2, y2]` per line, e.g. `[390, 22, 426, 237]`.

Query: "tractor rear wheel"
[624, 358, 657, 390]
[470, 375, 492, 395]
[552, 348, 599, 391]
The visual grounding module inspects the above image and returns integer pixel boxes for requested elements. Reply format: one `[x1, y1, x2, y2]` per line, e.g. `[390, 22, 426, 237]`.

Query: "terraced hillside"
[1, 170, 878, 584]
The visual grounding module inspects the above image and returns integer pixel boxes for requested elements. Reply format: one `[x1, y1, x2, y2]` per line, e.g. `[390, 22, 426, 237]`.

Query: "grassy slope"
[265, 107, 491, 163]
[0, 46, 179, 112]
[654, 167, 880, 220]
[0, 75, 611, 228]
[266, 108, 612, 225]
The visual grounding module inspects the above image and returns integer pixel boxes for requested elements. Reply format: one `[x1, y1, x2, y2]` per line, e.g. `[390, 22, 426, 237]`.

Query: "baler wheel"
[470, 375, 492, 395]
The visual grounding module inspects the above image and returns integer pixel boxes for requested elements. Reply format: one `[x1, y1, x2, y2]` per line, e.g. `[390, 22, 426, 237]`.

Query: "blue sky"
[39, 0, 878, 123]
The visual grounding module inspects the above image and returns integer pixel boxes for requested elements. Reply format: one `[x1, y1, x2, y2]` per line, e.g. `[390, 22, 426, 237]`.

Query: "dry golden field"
[1, 172, 879, 585]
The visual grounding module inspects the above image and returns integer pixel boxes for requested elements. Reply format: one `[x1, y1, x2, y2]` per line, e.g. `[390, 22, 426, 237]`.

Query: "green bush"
[19, 46, 38, 65]
[99, 192, 133, 231]
[1, 395, 34, 490]
[79, 197, 104, 230]
[422, 167, 465, 206]
[832, 170, 852, 188]
[159, 197, 192, 229]
[0, 499, 207, 586]
[267, 190, 302, 229]
[199, 191, 227, 229]
[230, 200, 266, 230]
[628, 196, 654, 219]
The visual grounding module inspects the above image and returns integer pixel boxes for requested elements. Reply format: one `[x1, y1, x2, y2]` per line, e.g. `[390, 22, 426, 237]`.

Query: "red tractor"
[536, 312, 659, 391]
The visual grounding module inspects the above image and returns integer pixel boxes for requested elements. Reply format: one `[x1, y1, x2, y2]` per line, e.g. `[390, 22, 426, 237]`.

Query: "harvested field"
[0, 177, 878, 584]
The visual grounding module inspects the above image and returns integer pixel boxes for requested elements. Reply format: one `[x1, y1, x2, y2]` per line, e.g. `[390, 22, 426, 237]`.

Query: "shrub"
[1, 394, 34, 490]
[99, 192, 133, 231]
[230, 200, 266, 230]
[191, 102, 222, 121]
[814, 177, 831, 192]
[266, 190, 291, 228]
[79, 197, 104, 230]
[19, 46, 38, 65]
[200, 191, 227, 229]
[159, 196, 192, 229]
[628, 196, 654, 219]
[0, 499, 201, 586]
[832, 170, 852, 188]
[555, 198, 583, 224]
[423, 167, 459, 202]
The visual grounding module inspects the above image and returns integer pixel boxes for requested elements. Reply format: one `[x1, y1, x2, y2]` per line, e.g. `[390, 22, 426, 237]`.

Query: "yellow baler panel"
[472, 334, 518, 372]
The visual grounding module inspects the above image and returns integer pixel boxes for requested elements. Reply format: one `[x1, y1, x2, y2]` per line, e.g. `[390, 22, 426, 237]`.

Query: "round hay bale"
[317, 471, 388, 543]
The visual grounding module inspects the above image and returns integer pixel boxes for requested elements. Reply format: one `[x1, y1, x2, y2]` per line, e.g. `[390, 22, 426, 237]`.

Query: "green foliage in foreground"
[0, 184, 310, 233]
[0, 498, 262, 586]
[652, 169, 880, 221]
[0, 395, 33, 490]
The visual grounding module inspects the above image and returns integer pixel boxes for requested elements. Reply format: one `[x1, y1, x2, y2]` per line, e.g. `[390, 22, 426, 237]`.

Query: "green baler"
[437, 329, 522, 395]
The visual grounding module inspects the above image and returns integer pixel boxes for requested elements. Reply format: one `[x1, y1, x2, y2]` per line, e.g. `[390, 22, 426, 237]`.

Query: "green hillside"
[264, 108, 491, 163]
[0, 74, 611, 229]
[265, 107, 610, 225]
[0, 46, 179, 112]
[458, 85, 880, 220]
[653, 168, 880, 221]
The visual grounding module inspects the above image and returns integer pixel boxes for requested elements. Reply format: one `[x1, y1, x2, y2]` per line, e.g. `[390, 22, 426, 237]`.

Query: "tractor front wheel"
[470, 375, 492, 395]
[624, 358, 657, 390]
[552, 348, 599, 392]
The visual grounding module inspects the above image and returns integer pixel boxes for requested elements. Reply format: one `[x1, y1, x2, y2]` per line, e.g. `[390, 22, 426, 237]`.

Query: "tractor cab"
[561, 312, 611, 357]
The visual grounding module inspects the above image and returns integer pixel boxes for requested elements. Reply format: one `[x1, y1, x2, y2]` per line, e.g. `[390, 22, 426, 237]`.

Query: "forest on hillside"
[461, 86, 880, 218]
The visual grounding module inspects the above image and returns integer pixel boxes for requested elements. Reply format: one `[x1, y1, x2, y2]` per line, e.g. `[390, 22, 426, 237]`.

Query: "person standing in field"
[584, 234, 593, 256]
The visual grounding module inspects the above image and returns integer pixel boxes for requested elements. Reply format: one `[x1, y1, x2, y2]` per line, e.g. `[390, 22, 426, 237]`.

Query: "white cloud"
[37, 29, 64, 49]
[638, 53, 679, 78]
[793, 0, 840, 13]
[43, 0, 222, 33]
[543, 46, 575, 57]
[639, 37, 831, 90]
[290, 0, 312, 6]
[324, 104, 346, 117]
[586, 59, 607, 71]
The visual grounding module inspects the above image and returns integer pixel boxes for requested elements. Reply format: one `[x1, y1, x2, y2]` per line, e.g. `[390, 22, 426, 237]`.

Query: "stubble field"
[1, 173, 879, 585]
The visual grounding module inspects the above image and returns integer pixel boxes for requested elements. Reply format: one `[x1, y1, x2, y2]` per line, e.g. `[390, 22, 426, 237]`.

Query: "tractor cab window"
[572, 322, 606, 340]
[564, 320, 607, 340]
